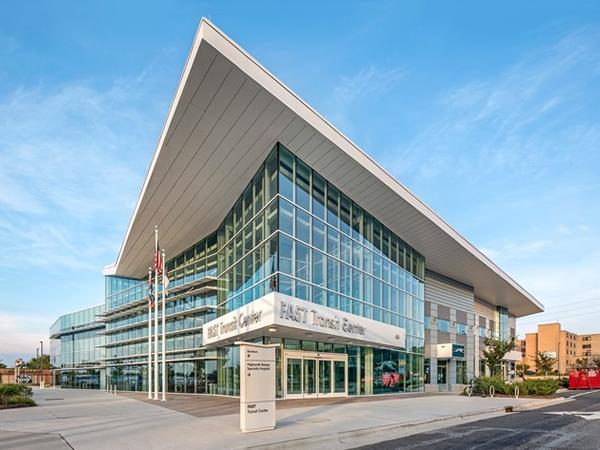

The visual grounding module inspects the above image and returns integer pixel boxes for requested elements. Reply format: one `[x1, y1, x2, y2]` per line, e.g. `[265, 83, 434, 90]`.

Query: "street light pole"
[40, 340, 44, 388]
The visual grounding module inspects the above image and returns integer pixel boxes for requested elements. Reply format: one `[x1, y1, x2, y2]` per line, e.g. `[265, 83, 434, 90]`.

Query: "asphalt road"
[354, 390, 600, 450]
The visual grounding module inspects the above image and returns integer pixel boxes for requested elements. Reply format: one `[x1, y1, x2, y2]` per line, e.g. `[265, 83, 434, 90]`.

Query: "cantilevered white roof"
[104, 18, 543, 317]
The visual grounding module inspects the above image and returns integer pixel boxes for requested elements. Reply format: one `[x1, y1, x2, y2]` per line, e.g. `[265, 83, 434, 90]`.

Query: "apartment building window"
[583, 344, 591, 349]
[456, 323, 468, 336]
[583, 336, 591, 341]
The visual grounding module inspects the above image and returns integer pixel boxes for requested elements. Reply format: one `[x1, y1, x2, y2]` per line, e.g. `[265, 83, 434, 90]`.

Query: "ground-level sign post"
[236, 341, 278, 433]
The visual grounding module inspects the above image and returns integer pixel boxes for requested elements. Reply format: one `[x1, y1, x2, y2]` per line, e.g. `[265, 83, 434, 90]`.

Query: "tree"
[482, 337, 515, 378]
[25, 355, 52, 370]
[0, 359, 6, 369]
[516, 362, 530, 379]
[573, 358, 588, 370]
[535, 351, 557, 376]
[593, 357, 600, 369]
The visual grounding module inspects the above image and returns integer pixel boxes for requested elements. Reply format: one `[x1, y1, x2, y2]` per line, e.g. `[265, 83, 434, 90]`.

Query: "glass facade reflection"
[53, 142, 425, 395]
[497, 306, 510, 341]
[50, 305, 105, 389]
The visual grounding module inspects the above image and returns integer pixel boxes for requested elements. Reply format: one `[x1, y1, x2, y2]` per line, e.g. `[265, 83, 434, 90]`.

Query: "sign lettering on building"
[278, 300, 366, 336]
[202, 292, 406, 349]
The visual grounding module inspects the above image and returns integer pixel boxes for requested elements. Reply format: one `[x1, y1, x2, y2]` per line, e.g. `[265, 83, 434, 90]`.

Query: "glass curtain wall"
[103, 142, 426, 394]
[50, 305, 106, 389]
[273, 144, 425, 359]
[496, 306, 510, 341]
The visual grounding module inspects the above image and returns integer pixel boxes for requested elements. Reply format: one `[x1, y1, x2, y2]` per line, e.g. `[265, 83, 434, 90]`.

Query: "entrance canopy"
[202, 293, 407, 350]
[104, 18, 543, 317]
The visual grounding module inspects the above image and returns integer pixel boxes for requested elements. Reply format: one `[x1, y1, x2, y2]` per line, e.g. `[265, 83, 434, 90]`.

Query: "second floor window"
[438, 319, 450, 333]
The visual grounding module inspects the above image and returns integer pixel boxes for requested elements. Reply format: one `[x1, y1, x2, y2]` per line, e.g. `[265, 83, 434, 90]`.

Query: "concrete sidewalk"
[0, 388, 564, 450]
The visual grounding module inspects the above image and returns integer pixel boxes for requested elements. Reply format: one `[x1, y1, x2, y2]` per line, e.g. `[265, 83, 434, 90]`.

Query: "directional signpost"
[236, 341, 278, 433]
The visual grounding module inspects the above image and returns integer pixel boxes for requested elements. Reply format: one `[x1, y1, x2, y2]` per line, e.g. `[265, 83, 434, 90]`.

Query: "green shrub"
[6, 395, 36, 407]
[472, 376, 507, 395]
[519, 379, 559, 396]
[0, 384, 34, 407]
[558, 377, 569, 389]
[466, 377, 559, 397]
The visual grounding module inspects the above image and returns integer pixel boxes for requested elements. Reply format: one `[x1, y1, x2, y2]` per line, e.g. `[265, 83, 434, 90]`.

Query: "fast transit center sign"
[203, 292, 406, 349]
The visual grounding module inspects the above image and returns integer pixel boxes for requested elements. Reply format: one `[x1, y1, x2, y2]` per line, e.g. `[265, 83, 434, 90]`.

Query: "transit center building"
[50, 19, 543, 397]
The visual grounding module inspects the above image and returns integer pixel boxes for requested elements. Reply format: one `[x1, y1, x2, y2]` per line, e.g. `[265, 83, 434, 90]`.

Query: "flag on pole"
[162, 249, 170, 295]
[163, 271, 170, 295]
[148, 270, 154, 308]
[154, 241, 163, 276]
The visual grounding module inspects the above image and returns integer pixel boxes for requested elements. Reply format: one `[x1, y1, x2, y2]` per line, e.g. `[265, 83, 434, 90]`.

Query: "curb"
[239, 405, 530, 449]
[239, 396, 567, 450]
[513, 396, 570, 411]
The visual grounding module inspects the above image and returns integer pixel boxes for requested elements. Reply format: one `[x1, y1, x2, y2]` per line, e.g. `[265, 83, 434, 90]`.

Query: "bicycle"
[463, 379, 488, 398]
[464, 379, 475, 397]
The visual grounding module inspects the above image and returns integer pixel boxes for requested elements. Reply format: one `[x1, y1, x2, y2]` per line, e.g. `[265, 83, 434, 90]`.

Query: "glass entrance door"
[284, 350, 348, 399]
[319, 360, 332, 395]
[287, 358, 302, 396]
[303, 359, 317, 396]
[437, 359, 449, 392]
[334, 361, 346, 393]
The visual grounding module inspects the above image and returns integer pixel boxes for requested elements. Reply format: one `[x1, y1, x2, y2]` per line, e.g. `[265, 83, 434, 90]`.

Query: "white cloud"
[515, 252, 600, 336]
[333, 65, 407, 106]
[0, 59, 174, 273]
[327, 64, 406, 132]
[557, 225, 572, 235]
[480, 239, 552, 261]
[0, 312, 53, 363]
[0, 55, 176, 358]
[386, 28, 600, 181]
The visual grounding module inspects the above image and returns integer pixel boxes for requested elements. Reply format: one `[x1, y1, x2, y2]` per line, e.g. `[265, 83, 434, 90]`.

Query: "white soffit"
[105, 18, 543, 318]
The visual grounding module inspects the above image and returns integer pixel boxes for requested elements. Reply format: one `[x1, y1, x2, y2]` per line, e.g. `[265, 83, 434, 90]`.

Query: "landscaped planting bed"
[0, 384, 36, 409]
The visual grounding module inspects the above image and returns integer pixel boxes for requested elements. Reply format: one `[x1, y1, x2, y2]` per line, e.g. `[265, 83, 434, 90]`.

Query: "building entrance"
[284, 350, 348, 399]
[437, 359, 450, 392]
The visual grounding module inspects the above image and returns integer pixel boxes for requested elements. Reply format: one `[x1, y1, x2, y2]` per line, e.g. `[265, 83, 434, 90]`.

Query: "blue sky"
[1, 1, 600, 363]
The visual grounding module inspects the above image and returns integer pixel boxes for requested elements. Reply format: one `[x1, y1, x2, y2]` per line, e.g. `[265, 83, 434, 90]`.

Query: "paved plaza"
[0, 388, 560, 449]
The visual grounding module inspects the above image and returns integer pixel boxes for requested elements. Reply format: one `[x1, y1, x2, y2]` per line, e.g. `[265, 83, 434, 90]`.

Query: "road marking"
[569, 390, 600, 399]
[545, 411, 600, 421]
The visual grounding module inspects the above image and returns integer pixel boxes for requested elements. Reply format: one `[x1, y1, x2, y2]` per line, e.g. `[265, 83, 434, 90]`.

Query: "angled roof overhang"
[104, 19, 543, 318]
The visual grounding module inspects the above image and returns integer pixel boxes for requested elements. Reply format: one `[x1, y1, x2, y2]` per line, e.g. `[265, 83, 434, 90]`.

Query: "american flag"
[154, 241, 163, 276]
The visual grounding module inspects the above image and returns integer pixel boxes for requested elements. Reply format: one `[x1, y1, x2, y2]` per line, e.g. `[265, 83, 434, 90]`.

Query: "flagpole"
[147, 267, 152, 399]
[154, 226, 159, 400]
[161, 249, 166, 401]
